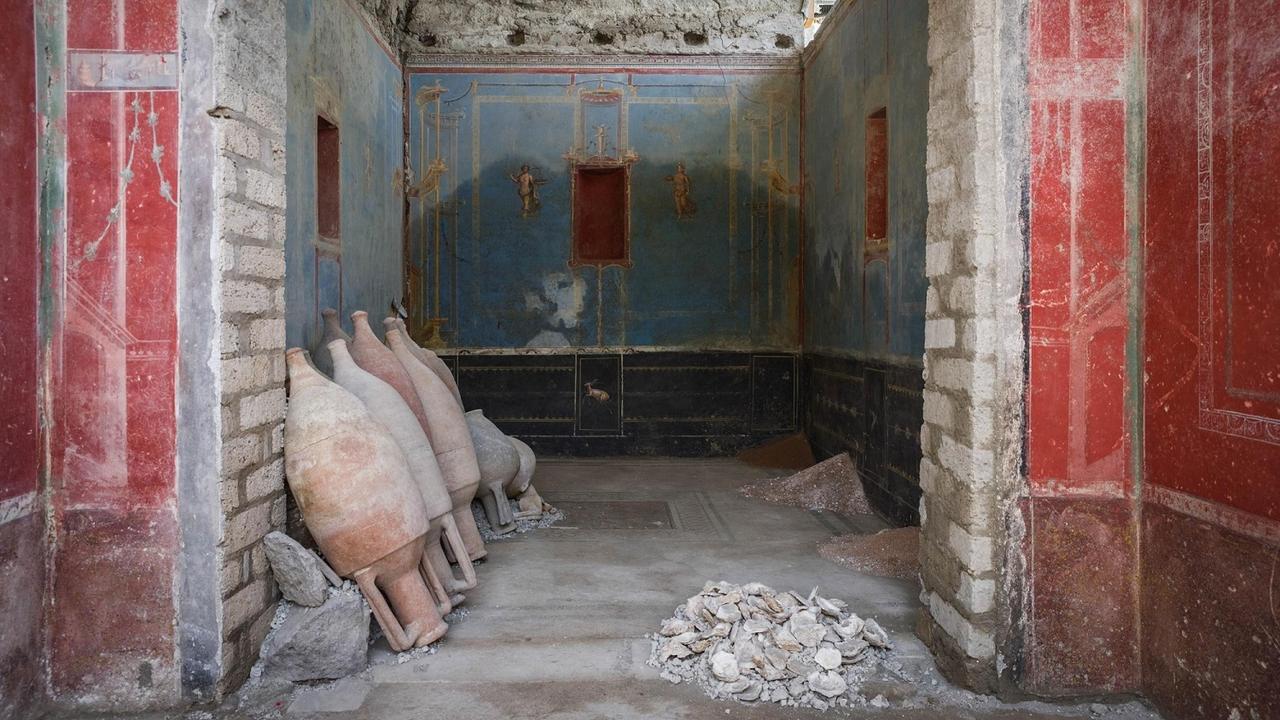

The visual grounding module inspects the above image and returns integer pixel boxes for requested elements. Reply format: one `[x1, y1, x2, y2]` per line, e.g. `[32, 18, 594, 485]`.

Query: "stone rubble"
[262, 530, 340, 606]
[257, 585, 370, 682]
[647, 581, 894, 711]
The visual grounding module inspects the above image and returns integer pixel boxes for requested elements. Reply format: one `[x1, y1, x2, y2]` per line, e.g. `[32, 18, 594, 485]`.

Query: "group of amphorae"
[284, 309, 540, 651]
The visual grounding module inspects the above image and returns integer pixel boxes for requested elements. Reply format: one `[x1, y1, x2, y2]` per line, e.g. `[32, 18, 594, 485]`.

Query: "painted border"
[1194, 0, 1280, 445]
[1147, 484, 1280, 547]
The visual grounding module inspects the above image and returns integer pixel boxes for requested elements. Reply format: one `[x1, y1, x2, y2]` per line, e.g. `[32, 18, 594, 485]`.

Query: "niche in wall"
[571, 165, 630, 267]
[315, 115, 343, 315]
[863, 107, 889, 348]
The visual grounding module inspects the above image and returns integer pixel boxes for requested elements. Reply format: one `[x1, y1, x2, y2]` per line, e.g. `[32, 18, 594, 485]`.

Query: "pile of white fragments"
[648, 581, 893, 711]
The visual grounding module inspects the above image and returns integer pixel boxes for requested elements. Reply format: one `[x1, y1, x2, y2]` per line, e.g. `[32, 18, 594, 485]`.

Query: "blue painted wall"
[404, 65, 801, 350]
[285, 0, 404, 351]
[802, 0, 930, 359]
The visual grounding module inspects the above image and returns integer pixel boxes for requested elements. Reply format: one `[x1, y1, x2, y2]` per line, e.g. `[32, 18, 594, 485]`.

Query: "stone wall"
[392, 0, 803, 56]
[209, 0, 290, 693]
[916, 0, 1027, 693]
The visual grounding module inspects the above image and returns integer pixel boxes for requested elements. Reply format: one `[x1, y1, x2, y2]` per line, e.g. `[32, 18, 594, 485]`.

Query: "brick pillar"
[917, 0, 1028, 693]
[208, 0, 290, 693]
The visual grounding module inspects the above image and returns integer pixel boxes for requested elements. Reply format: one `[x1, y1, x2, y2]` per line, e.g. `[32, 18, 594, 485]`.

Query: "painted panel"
[1145, 0, 1280, 520]
[802, 0, 930, 360]
[1, 0, 39, 505]
[1, 0, 44, 714]
[405, 64, 801, 351]
[285, 0, 403, 354]
[1027, 0, 1130, 496]
[44, 0, 183, 705]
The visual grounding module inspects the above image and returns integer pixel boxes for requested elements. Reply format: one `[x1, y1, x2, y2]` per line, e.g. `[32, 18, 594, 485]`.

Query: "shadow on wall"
[406, 155, 803, 350]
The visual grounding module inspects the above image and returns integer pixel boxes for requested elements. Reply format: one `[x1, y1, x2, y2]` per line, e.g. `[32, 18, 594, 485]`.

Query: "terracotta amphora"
[283, 348, 446, 651]
[392, 318, 464, 409]
[311, 307, 352, 377]
[329, 340, 477, 605]
[465, 409, 520, 533]
[385, 326, 488, 561]
[349, 312, 431, 433]
[508, 436, 537, 499]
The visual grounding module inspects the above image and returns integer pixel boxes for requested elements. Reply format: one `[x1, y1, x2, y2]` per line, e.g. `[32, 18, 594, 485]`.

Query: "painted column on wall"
[36, 0, 184, 708]
[800, 0, 930, 525]
[1143, 0, 1280, 715]
[285, 0, 404, 356]
[403, 57, 801, 351]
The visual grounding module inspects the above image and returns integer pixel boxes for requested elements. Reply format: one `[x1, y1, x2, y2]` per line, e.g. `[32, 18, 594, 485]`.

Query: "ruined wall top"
[356, 0, 805, 57]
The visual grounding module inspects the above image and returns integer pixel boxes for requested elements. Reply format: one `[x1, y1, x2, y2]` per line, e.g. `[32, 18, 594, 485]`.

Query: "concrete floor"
[114, 459, 1162, 719]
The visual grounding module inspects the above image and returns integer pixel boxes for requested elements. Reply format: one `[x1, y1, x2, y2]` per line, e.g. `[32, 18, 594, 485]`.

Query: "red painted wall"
[1142, 1, 1280, 716]
[0, 0, 47, 715]
[47, 0, 183, 707]
[1028, 0, 1131, 500]
[1023, 0, 1138, 695]
[0, 0, 39, 506]
[1145, 0, 1280, 521]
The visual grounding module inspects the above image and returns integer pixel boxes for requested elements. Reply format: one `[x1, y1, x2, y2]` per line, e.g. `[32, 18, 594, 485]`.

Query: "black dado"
[438, 350, 799, 457]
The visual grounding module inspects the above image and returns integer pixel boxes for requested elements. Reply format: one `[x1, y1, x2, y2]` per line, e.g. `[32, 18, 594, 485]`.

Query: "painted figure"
[584, 380, 610, 403]
[665, 163, 697, 219]
[510, 165, 548, 217]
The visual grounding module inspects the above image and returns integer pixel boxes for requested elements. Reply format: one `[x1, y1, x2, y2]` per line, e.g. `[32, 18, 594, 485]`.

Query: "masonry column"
[917, 0, 1028, 692]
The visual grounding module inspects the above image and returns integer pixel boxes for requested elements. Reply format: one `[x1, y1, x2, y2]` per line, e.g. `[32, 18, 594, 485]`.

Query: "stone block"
[262, 531, 332, 607]
[258, 591, 370, 682]
[240, 388, 286, 430]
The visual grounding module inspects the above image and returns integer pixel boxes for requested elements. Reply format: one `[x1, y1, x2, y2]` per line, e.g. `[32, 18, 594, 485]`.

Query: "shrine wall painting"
[403, 60, 801, 351]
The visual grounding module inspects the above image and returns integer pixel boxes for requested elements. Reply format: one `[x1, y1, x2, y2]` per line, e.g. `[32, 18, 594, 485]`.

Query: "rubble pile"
[648, 581, 893, 711]
[740, 453, 874, 517]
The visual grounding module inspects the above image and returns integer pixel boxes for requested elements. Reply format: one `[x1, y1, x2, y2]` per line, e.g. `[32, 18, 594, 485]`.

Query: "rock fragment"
[262, 531, 336, 607]
[258, 589, 370, 681]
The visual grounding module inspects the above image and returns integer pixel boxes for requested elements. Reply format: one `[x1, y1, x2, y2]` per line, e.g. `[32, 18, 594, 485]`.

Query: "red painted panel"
[50, 0, 183, 704]
[1023, 497, 1138, 693]
[1029, 99, 1071, 332]
[0, 0, 39, 503]
[1141, 502, 1280, 718]
[68, 0, 119, 48]
[1030, 0, 1073, 60]
[124, 0, 177, 52]
[1029, 343, 1070, 481]
[864, 110, 888, 243]
[1076, 100, 1126, 301]
[1145, 0, 1280, 521]
[1078, 0, 1126, 58]
[1028, 9, 1130, 495]
[573, 167, 628, 264]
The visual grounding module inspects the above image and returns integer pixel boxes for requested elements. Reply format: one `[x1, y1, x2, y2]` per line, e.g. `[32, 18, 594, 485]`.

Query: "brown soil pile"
[818, 527, 920, 580]
[737, 433, 816, 470]
[740, 453, 873, 516]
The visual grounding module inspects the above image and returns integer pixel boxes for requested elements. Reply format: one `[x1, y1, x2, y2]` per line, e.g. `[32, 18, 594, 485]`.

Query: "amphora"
[329, 340, 477, 606]
[385, 325, 487, 561]
[465, 409, 519, 533]
[283, 348, 446, 651]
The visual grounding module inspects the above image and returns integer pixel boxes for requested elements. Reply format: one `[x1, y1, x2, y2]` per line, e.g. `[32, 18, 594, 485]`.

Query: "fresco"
[801, 0, 929, 359]
[404, 59, 801, 350]
[32, 0, 184, 704]
[284, 0, 404, 352]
